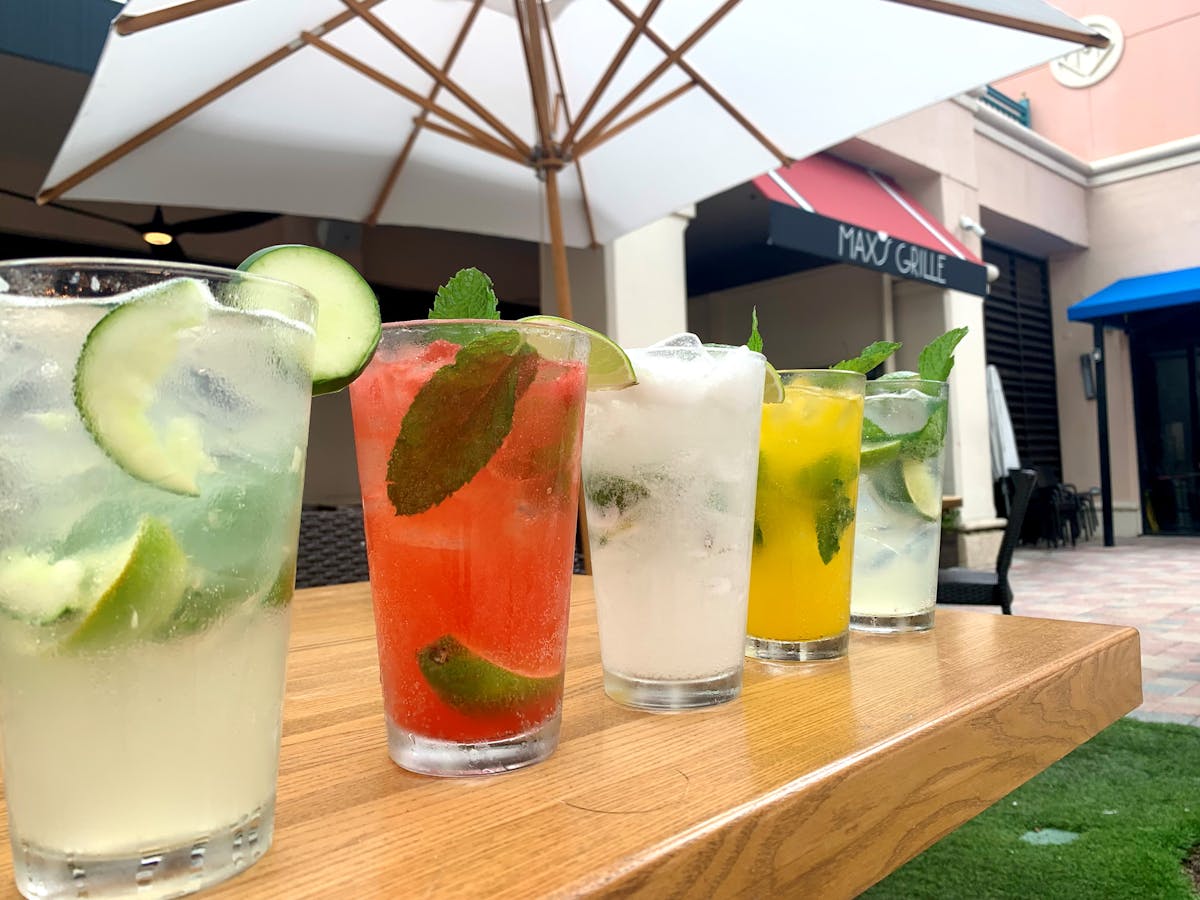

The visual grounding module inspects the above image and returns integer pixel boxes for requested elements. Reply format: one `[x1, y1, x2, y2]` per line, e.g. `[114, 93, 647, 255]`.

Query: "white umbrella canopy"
[41, 0, 1101, 315]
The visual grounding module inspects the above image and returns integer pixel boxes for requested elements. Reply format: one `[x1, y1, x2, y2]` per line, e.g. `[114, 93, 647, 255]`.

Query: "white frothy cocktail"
[581, 336, 764, 710]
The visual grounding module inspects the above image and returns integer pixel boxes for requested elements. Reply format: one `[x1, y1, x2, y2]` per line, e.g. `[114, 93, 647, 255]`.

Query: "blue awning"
[1067, 266, 1200, 324]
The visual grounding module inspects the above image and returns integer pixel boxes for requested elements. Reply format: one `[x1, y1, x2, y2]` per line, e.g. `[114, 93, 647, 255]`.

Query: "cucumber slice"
[74, 278, 216, 496]
[902, 458, 943, 521]
[239, 245, 381, 395]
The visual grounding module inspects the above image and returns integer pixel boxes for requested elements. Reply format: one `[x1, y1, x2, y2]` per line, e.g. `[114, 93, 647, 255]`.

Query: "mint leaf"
[430, 268, 501, 320]
[747, 307, 763, 354]
[831, 340, 901, 374]
[918, 327, 968, 382]
[815, 481, 856, 565]
[584, 473, 649, 513]
[861, 418, 891, 442]
[387, 331, 536, 515]
[899, 402, 947, 461]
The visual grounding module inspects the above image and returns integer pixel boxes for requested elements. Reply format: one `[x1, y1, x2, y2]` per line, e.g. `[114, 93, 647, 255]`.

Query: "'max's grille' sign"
[768, 205, 988, 296]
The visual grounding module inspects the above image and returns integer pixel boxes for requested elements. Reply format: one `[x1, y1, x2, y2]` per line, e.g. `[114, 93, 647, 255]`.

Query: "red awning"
[754, 154, 983, 273]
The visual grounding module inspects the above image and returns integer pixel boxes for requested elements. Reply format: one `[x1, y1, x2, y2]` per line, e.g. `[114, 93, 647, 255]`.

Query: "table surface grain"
[0, 578, 1142, 899]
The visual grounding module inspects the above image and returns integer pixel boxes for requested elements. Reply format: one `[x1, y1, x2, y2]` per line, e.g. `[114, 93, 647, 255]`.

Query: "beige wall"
[688, 265, 885, 368]
[992, 1, 1200, 161]
[975, 138, 1089, 247]
[1049, 161, 1200, 526]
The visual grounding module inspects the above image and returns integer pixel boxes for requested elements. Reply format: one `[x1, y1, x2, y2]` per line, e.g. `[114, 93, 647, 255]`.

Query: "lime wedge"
[518, 314, 636, 389]
[861, 438, 903, 467]
[416, 634, 561, 715]
[64, 517, 189, 650]
[239, 245, 382, 395]
[902, 458, 943, 520]
[763, 363, 785, 403]
[74, 277, 216, 496]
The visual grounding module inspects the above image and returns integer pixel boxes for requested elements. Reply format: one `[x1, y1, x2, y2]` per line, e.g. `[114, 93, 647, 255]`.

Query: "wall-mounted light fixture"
[1079, 351, 1096, 400]
[959, 214, 987, 237]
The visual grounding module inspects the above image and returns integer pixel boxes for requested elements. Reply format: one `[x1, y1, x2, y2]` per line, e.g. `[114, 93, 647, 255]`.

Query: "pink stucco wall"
[991, 1, 1200, 160]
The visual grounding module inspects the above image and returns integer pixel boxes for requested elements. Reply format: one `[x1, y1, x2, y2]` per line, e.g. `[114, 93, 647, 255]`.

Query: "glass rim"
[0, 255, 318, 307]
[381, 317, 592, 339]
[865, 377, 949, 393]
[634, 342, 765, 361]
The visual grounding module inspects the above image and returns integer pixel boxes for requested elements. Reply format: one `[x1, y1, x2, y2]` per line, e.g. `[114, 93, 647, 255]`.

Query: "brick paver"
[987, 535, 1199, 726]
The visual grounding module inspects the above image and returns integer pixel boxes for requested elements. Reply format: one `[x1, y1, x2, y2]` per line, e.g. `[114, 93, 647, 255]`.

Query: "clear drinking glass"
[745, 370, 866, 661]
[0, 259, 316, 899]
[348, 320, 589, 776]
[581, 341, 766, 710]
[850, 379, 950, 632]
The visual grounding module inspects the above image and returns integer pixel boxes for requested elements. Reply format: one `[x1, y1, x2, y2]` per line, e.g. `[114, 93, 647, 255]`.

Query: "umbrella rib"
[569, 0, 743, 161]
[885, 0, 1108, 48]
[37, 0, 388, 206]
[114, 0, 251, 36]
[420, 120, 525, 162]
[302, 35, 527, 166]
[338, 0, 532, 158]
[366, 0, 485, 226]
[559, 0, 665, 151]
[512, 0, 554, 154]
[590, 0, 791, 167]
[538, 2, 599, 248]
[573, 80, 696, 158]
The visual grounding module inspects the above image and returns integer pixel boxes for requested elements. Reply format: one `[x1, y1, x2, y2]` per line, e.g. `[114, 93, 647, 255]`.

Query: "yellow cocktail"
[746, 370, 865, 661]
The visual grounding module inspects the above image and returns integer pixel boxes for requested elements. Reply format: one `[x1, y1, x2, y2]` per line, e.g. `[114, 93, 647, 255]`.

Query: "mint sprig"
[832, 340, 901, 374]
[430, 268, 502, 320]
[387, 330, 536, 515]
[918, 327, 967, 382]
[746, 307, 764, 354]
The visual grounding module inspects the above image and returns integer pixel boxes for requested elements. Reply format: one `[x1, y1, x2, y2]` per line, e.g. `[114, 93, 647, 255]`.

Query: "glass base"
[386, 715, 560, 777]
[603, 668, 741, 711]
[13, 804, 272, 900]
[745, 631, 848, 661]
[850, 610, 935, 633]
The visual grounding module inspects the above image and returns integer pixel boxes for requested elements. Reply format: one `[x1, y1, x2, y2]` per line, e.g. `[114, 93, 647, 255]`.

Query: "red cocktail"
[349, 320, 588, 775]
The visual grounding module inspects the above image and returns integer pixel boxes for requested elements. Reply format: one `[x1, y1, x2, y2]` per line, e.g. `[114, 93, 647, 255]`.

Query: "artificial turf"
[863, 717, 1200, 899]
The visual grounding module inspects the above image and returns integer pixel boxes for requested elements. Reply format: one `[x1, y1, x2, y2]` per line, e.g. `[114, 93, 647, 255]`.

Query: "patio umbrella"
[39, 0, 1103, 317]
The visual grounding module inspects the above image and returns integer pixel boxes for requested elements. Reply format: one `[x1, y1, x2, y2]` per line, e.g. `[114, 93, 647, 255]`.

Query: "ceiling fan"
[0, 188, 281, 261]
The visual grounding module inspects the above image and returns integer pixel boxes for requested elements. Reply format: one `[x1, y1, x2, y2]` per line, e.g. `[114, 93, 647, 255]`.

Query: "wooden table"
[0, 579, 1141, 899]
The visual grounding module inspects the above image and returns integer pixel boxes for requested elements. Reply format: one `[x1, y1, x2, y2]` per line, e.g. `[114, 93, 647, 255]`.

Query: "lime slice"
[74, 277, 216, 496]
[65, 517, 189, 650]
[239, 245, 382, 395]
[861, 438, 903, 467]
[416, 634, 561, 715]
[902, 458, 942, 520]
[763, 363, 785, 403]
[518, 314, 636, 389]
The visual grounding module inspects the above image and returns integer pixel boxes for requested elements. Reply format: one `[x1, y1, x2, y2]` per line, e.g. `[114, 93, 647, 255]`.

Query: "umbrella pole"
[543, 167, 573, 320]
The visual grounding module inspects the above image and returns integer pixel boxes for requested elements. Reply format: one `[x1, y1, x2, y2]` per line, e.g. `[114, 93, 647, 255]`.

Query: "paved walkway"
[1001, 535, 1199, 726]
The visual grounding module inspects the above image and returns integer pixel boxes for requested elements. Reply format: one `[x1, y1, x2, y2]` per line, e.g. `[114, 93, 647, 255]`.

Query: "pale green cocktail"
[0, 259, 316, 899]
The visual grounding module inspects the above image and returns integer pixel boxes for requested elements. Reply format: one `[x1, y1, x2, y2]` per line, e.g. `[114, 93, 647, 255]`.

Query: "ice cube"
[650, 333, 703, 349]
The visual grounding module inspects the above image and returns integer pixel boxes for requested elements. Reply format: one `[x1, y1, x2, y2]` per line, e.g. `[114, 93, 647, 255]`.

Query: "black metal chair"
[936, 469, 1036, 615]
[295, 504, 370, 588]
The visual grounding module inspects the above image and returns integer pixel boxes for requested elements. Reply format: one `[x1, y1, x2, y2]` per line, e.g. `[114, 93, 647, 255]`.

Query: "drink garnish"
[64, 516, 189, 650]
[73, 277, 217, 496]
[387, 330, 537, 515]
[416, 634, 561, 715]
[918, 326, 968, 382]
[584, 472, 650, 514]
[519, 315, 636, 389]
[239, 244, 382, 395]
[430, 267, 502, 320]
[816, 484, 856, 565]
[744, 307, 785, 403]
[831, 340, 902, 374]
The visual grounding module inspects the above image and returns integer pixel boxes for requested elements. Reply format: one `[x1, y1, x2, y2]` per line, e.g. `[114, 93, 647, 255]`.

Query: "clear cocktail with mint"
[0, 258, 324, 899]
[347, 271, 602, 776]
[850, 329, 965, 633]
[582, 335, 766, 710]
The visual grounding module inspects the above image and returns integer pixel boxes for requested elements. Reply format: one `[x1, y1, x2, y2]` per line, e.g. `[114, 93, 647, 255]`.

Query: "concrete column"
[540, 208, 694, 345]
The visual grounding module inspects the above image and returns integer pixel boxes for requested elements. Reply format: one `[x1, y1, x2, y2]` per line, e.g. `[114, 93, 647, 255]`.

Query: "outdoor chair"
[937, 469, 1037, 615]
[295, 504, 370, 589]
